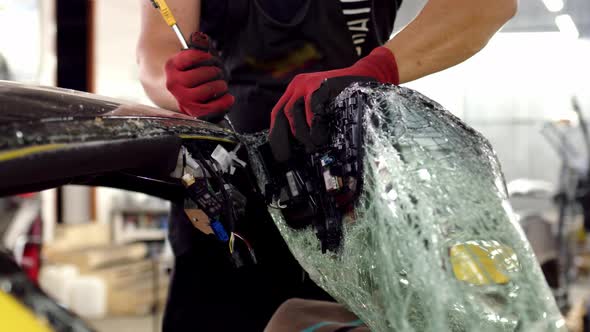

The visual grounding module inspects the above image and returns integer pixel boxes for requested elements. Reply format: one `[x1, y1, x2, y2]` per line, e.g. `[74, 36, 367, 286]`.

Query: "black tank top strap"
[373, 0, 403, 45]
[252, 0, 312, 27]
[209, 0, 249, 50]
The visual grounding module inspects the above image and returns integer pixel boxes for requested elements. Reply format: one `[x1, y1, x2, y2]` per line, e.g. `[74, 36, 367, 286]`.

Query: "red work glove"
[269, 47, 399, 161]
[165, 32, 234, 122]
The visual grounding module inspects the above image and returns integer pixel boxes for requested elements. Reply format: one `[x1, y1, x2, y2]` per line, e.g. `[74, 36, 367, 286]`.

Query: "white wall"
[94, 0, 151, 104]
[0, 0, 54, 84]
[93, 1, 156, 225]
[404, 33, 590, 184]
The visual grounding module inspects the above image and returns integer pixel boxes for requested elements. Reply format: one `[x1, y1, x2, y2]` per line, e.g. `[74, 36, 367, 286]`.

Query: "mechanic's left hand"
[269, 47, 400, 162]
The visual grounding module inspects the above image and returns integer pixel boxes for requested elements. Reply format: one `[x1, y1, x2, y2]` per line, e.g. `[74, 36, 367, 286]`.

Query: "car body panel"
[0, 81, 244, 331]
[0, 80, 238, 197]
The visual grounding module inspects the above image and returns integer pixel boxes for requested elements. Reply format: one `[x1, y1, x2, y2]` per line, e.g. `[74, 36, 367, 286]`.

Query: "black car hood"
[0, 80, 235, 148]
[0, 80, 238, 197]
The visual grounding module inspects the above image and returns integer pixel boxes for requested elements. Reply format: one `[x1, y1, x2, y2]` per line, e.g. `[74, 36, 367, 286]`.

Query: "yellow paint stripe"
[0, 144, 67, 162]
[0, 135, 237, 163]
[178, 135, 237, 144]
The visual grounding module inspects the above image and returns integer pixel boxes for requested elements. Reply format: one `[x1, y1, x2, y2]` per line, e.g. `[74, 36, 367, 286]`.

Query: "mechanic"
[137, 0, 516, 331]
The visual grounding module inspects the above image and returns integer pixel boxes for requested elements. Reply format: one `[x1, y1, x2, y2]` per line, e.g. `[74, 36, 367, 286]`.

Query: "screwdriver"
[149, 0, 189, 49]
[148, 0, 235, 129]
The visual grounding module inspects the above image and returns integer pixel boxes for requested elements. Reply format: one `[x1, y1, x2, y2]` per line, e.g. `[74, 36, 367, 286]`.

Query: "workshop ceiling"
[396, 0, 590, 38]
[503, 0, 590, 37]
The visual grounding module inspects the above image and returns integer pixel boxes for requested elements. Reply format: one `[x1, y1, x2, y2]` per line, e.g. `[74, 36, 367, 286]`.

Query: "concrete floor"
[89, 314, 162, 332]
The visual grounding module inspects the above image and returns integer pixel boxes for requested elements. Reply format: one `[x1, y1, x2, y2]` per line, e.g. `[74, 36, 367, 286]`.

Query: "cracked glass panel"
[248, 83, 564, 331]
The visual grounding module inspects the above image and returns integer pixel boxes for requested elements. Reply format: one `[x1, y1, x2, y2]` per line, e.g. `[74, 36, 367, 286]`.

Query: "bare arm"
[386, 0, 517, 83]
[137, 0, 201, 110]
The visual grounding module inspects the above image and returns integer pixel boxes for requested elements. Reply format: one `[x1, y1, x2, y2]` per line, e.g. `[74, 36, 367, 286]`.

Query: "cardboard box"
[44, 223, 110, 255]
[45, 243, 148, 272]
[87, 259, 169, 316]
[87, 259, 154, 288]
[106, 273, 169, 316]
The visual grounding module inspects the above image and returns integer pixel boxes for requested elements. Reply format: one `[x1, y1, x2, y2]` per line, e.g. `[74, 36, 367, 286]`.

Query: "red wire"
[232, 232, 252, 250]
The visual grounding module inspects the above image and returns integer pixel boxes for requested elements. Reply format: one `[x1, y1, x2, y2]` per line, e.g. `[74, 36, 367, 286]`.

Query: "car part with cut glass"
[249, 83, 565, 331]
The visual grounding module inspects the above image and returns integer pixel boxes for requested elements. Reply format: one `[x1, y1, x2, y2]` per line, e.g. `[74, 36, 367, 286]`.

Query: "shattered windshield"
[248, 83, 564, 331]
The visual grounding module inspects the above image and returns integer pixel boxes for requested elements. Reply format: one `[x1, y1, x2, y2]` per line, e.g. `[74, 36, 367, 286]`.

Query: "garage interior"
[0, 0, 589, 331]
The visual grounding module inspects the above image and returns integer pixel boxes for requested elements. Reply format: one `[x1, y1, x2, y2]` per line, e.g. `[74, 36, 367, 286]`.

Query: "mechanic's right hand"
[165, 32, 234, 122]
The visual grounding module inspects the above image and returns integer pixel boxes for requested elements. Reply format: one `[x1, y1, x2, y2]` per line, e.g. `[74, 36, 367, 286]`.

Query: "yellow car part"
[0, 290, 54, 332]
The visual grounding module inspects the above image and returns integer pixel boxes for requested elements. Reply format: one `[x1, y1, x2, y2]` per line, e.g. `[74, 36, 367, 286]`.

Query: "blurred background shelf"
[111, 199, 170, 245]
[118, 229, 166, 244]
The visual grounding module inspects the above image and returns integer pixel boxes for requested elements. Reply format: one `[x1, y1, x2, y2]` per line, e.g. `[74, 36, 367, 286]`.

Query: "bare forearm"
[138, 46, 180, 111]
[385, 0, 517, 83]
[137, 0, 200, 111]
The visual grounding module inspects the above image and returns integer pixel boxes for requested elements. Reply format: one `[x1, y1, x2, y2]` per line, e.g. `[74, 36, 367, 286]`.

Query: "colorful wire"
[229, 232, 235, 253]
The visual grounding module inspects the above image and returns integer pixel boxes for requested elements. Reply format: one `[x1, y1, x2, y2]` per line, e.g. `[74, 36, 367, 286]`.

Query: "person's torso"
[201, 0, 401, 130]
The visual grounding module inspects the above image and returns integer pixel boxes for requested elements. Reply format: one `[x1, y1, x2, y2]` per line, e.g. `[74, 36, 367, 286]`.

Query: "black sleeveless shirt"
[201, 0, 402, 133]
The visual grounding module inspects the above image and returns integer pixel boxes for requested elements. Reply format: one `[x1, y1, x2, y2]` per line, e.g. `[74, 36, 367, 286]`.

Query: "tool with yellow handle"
[149, 1, 235, 128]
[150, 0, 189, 49]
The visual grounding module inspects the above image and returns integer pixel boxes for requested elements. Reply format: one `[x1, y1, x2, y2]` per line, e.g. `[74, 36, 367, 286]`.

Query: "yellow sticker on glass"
[450, 240, 520, 286]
